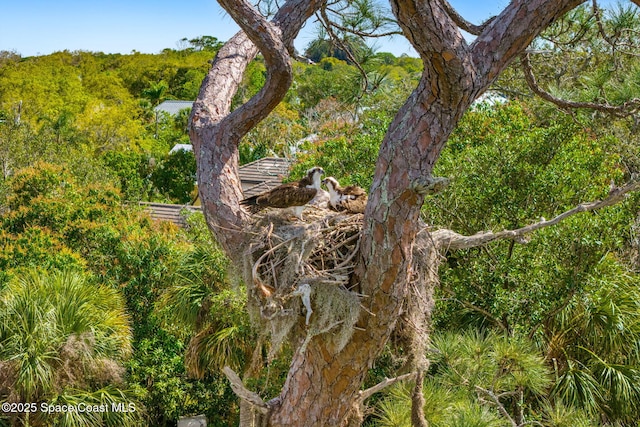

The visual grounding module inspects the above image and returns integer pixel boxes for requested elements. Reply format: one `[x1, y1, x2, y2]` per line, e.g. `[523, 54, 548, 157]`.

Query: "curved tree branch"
[433, 179, 640, 251]
[214, 0, 292, 138]
[521, 52, 640, 117]
[223, 366, 270, 414]
[189, 0, 322, 252]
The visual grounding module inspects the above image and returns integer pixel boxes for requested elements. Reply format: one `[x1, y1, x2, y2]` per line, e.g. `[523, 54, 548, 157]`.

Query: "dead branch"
[433, 179, 640, 251]
[223, 366, 270, 414]
[521, 52, 640, 117]
[475, 386, 518, 427]
[359, 372, 415, 401]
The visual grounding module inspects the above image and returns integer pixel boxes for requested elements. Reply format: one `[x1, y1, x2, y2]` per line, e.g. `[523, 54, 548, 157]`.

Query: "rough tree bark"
[189, 0, 640, 425]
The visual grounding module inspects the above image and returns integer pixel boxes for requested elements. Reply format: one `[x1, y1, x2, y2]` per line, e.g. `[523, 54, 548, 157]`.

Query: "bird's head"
[306, 166, 325, 179]
[322, 176, 340, 192]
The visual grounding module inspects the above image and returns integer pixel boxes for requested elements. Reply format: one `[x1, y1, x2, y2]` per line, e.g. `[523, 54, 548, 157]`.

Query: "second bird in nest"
[322, 176, 368, 214]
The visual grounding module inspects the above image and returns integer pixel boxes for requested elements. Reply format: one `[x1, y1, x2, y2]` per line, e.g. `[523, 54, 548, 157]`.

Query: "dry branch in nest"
[242, 208, 365, 358]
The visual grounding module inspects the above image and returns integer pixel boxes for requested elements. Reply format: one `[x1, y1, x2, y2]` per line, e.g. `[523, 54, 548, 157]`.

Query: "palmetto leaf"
[0, 269, 131, 404]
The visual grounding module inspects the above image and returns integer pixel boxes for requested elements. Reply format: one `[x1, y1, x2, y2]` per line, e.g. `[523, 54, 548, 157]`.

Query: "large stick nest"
[242, 207, 364, 356]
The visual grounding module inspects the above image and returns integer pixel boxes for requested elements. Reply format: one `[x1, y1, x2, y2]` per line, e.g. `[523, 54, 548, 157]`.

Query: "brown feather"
[323, 177, 368, 214]
[340, 193, 368, 213]
[254, 185, 317, 209]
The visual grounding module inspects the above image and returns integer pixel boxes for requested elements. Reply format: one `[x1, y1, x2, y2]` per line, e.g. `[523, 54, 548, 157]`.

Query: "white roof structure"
[154, 100, 194, 116]
[169, 143, 193, 154]
[238, 157, 293, 197]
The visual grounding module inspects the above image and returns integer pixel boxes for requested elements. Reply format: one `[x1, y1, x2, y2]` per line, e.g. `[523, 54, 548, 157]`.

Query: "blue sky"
[0, 0, 623, 57]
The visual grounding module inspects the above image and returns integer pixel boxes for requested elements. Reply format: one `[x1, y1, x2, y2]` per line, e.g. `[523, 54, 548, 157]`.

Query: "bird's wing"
[343, 185, 367, 197]
[341, 194, 368, 213]
[256, 184, 317, 209]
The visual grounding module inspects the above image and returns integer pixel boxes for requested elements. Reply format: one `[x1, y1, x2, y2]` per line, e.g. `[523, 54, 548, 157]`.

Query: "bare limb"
[359, 372, 415, 401]
[475, 386, 518, 427]
[223, 366, 270, 414]
[521, 52, 640, 117]
[434, 179, 640, 251]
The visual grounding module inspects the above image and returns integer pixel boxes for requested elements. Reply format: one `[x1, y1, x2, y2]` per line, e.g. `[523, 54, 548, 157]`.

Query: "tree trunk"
[189, 1, 608, 425]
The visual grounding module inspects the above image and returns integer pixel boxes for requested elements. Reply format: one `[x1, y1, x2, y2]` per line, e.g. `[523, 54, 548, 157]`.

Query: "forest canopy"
[1, 1, 640, 425]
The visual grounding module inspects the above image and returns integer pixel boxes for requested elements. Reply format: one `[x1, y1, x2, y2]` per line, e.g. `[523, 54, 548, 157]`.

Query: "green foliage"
[240, 102, 306, 163]
[292, 109, 391, 188]
[305, 33, 372, 64]
[432, 330, 551, 397]
[0, 163, 242, 425]
[295, 60, 361, 109]
[376, 331, 554, 426]
[179, 36, 224, 52]
[127, 333, 238, 427]
[428, 103, 632, 334]
[232, 60, 266, 108]
[48, 387, 144, 427]
[150, 148, 196, 203]
[101, 150, 154, 201]
[0, 226, 85, 274]
[1, 16, 638, 425]
[0, 269, 136, 427]
[545, 257, 640, 422]
[376, 375, 504, 427]
[155, 212, 256, 380]
[418, 102, 640, 424]
[6, 162, 72, 209]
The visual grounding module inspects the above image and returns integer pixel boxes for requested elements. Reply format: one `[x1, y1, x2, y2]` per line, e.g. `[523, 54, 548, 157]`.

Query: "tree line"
[1, 2, 640, 425]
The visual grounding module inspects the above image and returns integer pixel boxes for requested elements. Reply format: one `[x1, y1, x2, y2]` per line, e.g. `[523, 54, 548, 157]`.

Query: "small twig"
[252, 236, 296, 295]
[475, 386, 518, 427]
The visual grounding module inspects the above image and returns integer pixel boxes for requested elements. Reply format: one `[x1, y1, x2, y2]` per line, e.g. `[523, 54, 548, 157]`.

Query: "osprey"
[240, 166, 325, 219]
[322, 176, 368, 214]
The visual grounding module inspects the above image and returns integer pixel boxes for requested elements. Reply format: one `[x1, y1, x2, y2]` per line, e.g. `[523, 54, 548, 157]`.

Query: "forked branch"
[359, 372, 415, 401]
[441, 0, 496, 35]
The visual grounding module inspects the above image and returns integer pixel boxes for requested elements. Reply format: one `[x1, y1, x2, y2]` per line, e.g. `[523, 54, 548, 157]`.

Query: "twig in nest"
[252, 236, 296, 296]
